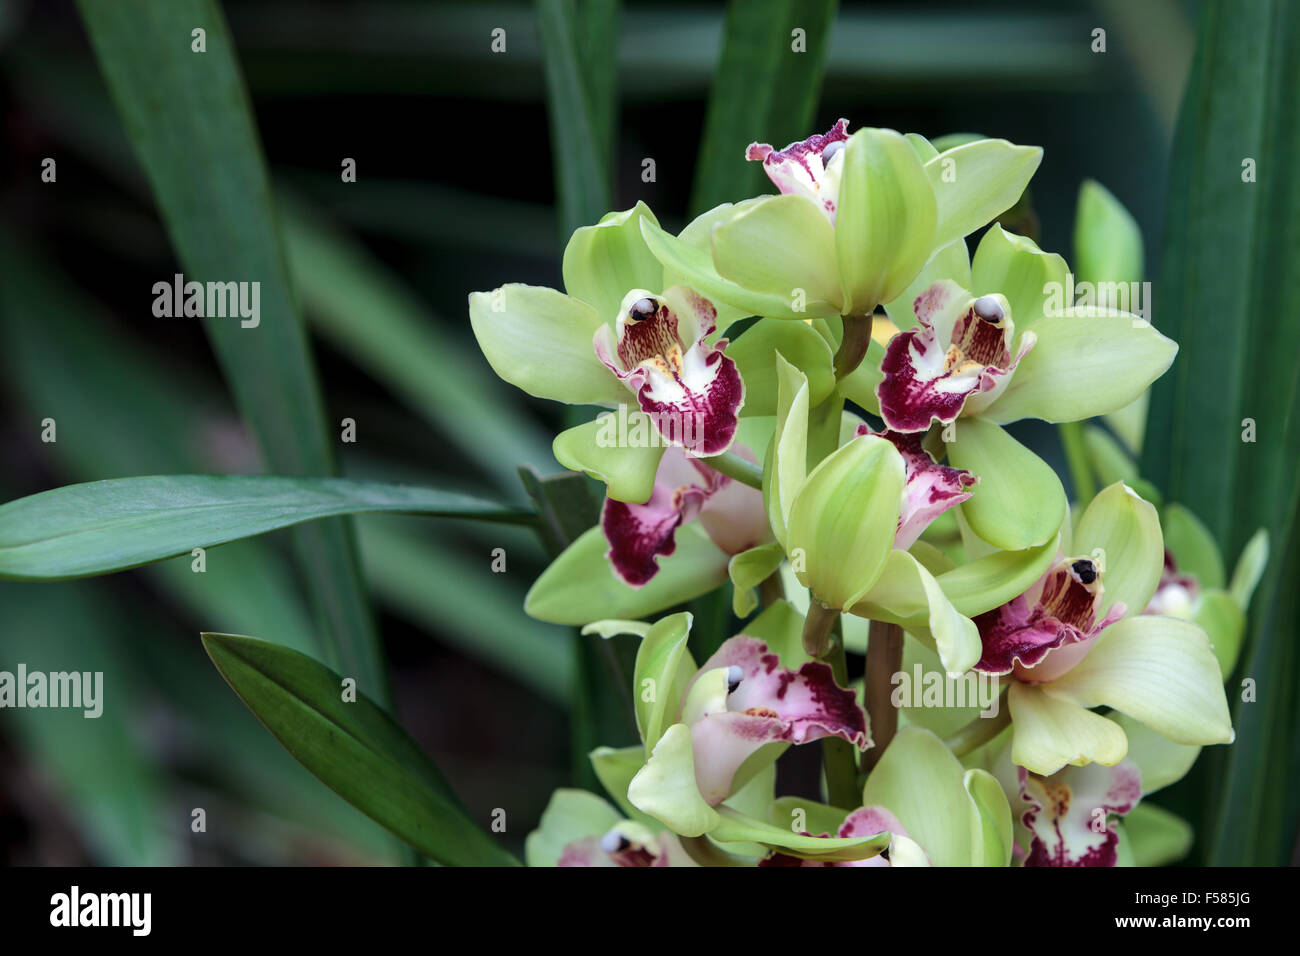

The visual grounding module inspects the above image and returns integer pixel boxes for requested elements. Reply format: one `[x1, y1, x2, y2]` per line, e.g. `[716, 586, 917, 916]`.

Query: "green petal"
[561, 201, 665, 319]
[1111, 714, 1200, 796]
[926, 140, 1042, 250]
[969, 224, 1068, 337]
[935, 536, 1059, 617]
[891, 637, 981, 737]
[627, 723, 720, 837]
[1162, 503, 1226, 589]
[727, 542, 786, 618]
[1228, 528, 1269, 610]
[767, 795, 849, 836]
[672, 200, 764, 332]
[1008, 682, 1128, 775]
[946, 418, 1066, 550]
[987, 312, 1178, 425]
[630, 612, 697, 752]
[1083, 424, 1138, 487]
[468, 283, 626, 405]
[1073, 179, 1143, 289]
[788, 436, 906, 609]
[1048, 615, 1234, 748]
[1073, 481, 1164, 619]
[640, 216, 839, 320]
[882, 239, 973, 329]
[764, 353, 810, 547]
[853, 549, 981, 675]
[836, 336, 886, 416]
[524, 789, 625, 866]
[711, 194, 844, 314]
[862, 726, 978, 866]
[552, 412, 667, 503]
[709, 806, 889, 861]
[1123, 803, 1193, 867]
[728, 318, 835, 416]
[964, 768, 1014, 867]
[836, 128, 938, 313]
[590, 745, 660, 825]
[524, 524, 729, 625]
[1194, 588, 1246, 678]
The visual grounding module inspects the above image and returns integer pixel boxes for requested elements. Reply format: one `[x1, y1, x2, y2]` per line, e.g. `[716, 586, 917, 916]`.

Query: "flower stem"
[822, 628, 861, 809]
[704, 450, 763, 489]
[943, 695, 1011, 757]
[758, 569, 785, 608]
[801, 601, 838, 658]
[833, 313, 873, 379]
[861, 620, 904, 774]
[1058, 421, 1096, 504]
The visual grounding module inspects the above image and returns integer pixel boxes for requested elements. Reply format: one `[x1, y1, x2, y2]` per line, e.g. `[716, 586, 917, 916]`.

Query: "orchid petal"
[1111, 713, 1200, 796]
[1194, 588, 1246, 678]
[965, 768, 1015, 867]
[713, 807, 890, 861]
[627, 723, 721, 837]
[561, 202, 665, 319]
[1123, 803, 1193, 867]
[727, 542, 785, 617]
[1007, 682, 1128, 775]
[1162, 503, 1226, 589]
[745, 118, 851, 217]
[764, 353, 809, 548]
[1020, 760, 1141, 866]
[836, 335, 886, 416]
[469, 283, 627, 405]
[969, 224, 1068, 337]
[947, 418, 1067, 550]
[525, 789, 625, 867]
[855, 425, 977, 549]
[728, 318, 836, 416]
[553, 412, 666, 504]
[1046, 615, 1235, 748]
[985, 312, 1178, 425]
[630, 612, 696, 752]
[925, 140, 1043, 251]
[882, 238, 973, 330]
[1073, 481, 1164, 620]
[1228, 528, 1269, 610]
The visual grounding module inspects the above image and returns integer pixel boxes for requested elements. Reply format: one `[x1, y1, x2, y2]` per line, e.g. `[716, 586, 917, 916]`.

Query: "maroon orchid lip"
[746, 118, 851, 219]
[973, 556, 1126, 678]
[1019, 761, 1142, 867]
[594, 288, 743, 457]
[601, 445, 765, 588]
[877, 281, 1032, 433]
[681, 636, 869, 804]
[854, 424, 976, 549]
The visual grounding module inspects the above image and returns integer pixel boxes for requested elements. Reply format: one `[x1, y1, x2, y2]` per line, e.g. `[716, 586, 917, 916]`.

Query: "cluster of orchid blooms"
[469, 121, 1264, 867]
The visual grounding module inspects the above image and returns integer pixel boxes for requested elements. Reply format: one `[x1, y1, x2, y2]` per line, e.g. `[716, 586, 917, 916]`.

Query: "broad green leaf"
[728, 319, 836, 416]
[552, 413, 667, 504]
[947, 418, 1066, 550]
[525, 524, 729, 625]
[0, 475, 529, 580]
[925, 140, 1042, 250]
[468, 283, 627, 406]
[712, 194, 844, 312]
[689, 0, 838, 215]
[202, 633, 518, 866]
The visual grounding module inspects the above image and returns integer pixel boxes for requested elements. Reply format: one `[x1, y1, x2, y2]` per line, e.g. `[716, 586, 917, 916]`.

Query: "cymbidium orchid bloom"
[973, 482, 1233, 776]
[601, 444, 769, 587]
[525, 789, 696, 867]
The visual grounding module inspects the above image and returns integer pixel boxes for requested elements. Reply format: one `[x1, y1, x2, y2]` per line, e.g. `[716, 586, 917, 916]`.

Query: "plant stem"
[943, 695, 1012, 757]
[705, 450, 763, 489]
[758, 569, 785, 608]
[801, 601, 838, 658]
[1058, 421, 1096, 504]
[822, 628, 861, 809]
[833, 313, 873, 379]
[861, 620, 904, 774]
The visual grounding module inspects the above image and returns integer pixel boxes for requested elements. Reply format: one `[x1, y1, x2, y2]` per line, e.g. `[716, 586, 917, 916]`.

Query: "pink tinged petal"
[696, 443, 770, 555]
[877, 284, 1027, 433]
[558, 829, 686, 867]
[1143, 550, 1201, 617]
[601, 447, 721, 587]
[1020, 761, 1142, 867]
[854, 424, 977, 549]
[556, 836, 618, 867]
[683, 636, 870, 803]
[974, 556, 1126, 678]
[594, 292, 742, 456]
[745, 118, 851, 219]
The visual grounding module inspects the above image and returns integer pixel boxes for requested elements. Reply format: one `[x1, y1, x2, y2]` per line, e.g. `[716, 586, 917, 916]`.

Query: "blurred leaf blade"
[690, 0, 839, 215]
[1140, 0, 1300, 865]
[76, 0, 388, 702]
[201, 633, 519, 866]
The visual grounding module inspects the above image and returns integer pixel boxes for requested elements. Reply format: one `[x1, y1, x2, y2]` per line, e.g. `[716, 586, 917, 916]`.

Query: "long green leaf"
[1140, 0, 1300, 865]
[201, 633, 519, 866]
[690, 0, 839, 215]
[77, 0, 387, 703]
[0, 475, 531, 580]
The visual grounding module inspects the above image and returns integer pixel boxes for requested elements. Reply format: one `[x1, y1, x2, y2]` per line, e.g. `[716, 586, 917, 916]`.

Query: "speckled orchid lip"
[1019, 761, 1141, 867]
[877, 280, 1035, 433]
[745, 118, 851, 221]
[679, 636, 869, 804]
[557, 826, 690, 867]
[593, 288, 743, 457]
[853, 423, 977, 549]
[973, 555, 1127, 679]
[601, 445, 765, 588]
